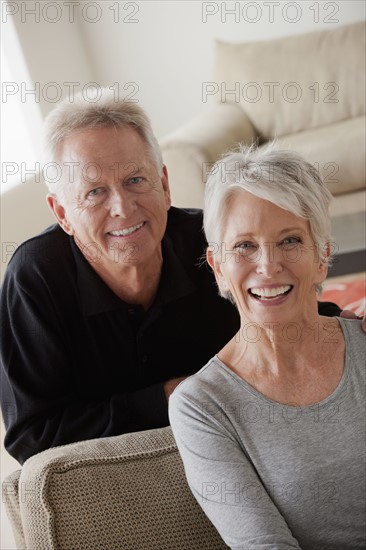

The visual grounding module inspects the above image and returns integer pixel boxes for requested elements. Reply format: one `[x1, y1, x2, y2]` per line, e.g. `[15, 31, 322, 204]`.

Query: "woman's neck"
[219, 316, 345, 406]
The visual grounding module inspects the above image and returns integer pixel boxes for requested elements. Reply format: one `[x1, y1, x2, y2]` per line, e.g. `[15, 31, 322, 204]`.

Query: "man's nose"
[255, 243, 283, 276]
[108, 188, 136, 218]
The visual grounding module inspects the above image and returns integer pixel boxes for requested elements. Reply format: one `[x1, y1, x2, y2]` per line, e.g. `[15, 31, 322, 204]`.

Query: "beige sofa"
[2, 426, 228, 549]
[160, 21, 366, 219]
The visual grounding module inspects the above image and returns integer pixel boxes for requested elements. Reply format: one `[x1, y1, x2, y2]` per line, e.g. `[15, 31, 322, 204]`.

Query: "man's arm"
[163, 377, 187, 400]
[1, 373, 170, 465]
[318, 301, 366, 332]
[317, 300, 341, 317]
[340, 309, 366, 332]
[0, 270, 170, 465]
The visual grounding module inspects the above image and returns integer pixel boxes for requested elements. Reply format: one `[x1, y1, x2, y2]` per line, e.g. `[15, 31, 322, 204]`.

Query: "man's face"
[48, 125, 171, 270]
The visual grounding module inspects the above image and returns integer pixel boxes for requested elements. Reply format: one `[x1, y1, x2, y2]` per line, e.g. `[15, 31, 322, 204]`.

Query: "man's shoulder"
[166, 207, 204, 234]
[5, 224, 72, 279]
[166, 207, 206, 249]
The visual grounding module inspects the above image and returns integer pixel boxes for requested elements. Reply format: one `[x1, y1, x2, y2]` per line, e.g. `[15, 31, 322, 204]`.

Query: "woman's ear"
[46, 194, 74, 235]
[206, 246, 229, 291]
[315, 241, 330, 283]
[206, 246, 216, 271]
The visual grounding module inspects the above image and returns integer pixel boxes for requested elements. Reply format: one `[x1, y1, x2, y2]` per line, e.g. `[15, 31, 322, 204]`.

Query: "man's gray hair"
[203, 141, 333, 299]
[42, 87, 163, 195]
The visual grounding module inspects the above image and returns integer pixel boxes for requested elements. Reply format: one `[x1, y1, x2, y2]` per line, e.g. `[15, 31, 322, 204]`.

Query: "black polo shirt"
[0, 207, 340, 464]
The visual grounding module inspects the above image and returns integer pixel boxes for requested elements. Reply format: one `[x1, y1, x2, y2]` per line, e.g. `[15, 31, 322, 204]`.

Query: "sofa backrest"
[213, 21, 366, 139]
[3, 427, 228, 549]
[1, 175, 55, 281]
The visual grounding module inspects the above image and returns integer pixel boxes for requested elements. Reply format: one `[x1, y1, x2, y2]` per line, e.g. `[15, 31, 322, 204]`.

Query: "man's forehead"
[78, 161, 147, 182]
[59, 131, 149, 167]
[59, 125, 145, 153]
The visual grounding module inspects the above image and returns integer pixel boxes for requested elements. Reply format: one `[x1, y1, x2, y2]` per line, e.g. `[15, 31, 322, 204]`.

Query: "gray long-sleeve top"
[169, 318, 365, 550]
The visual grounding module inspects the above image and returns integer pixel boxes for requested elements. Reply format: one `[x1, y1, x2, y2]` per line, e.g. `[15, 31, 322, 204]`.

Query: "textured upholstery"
[274, 115, 366, 196]
[2, 427, 228, 549]
[2, 469, 24, 549]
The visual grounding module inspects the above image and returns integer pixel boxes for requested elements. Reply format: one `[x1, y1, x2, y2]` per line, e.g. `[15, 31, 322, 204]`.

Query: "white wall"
[76, 0, 365, 137]
[4, 1, 365, 138]
[9, 0, 95, 118]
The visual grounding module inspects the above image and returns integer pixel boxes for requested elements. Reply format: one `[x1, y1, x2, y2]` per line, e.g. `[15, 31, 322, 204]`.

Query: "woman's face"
[208, 190, 328, 327]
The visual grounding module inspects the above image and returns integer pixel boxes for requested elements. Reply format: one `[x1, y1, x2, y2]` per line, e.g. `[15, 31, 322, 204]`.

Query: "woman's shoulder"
[171, 356, 222, 400]
[337, 316, 364, 343]
[337, 317, 365, 369]
[170, 355, 239, 411]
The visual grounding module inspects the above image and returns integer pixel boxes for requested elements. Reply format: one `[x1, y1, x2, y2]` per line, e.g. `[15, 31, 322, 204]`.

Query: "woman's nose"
[255, 243, 283, 276]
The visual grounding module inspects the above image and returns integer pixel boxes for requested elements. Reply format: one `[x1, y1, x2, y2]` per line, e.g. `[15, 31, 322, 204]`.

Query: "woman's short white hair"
[203, 141, 333, 299]
[42, 87, 163, 195]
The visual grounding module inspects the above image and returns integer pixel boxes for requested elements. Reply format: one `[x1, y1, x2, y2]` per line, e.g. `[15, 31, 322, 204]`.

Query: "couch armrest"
[159, 102, 258, 208]
[2, 469, 25, 549]
[3, 427, 228, 550]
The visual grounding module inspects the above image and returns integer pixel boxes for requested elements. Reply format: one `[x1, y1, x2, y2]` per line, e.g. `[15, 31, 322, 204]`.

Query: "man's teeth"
[109, 222, 144, 236]
[250, 285, 291, 298]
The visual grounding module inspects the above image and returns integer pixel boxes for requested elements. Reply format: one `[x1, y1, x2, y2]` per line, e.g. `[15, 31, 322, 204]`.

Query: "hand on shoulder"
[339, 309, 366, 333]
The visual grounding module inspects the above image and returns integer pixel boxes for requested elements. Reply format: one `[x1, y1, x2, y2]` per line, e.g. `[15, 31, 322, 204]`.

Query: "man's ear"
[161, 165, 171, 209]
[46, 194, 74, 235]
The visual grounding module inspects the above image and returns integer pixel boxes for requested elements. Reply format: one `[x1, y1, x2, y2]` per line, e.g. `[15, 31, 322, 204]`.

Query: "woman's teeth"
[250, 285, 292, 299]
[109, 222, 144, 236]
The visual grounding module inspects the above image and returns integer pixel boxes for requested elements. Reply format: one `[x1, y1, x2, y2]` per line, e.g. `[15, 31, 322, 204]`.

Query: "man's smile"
[107, 221, 145, 237]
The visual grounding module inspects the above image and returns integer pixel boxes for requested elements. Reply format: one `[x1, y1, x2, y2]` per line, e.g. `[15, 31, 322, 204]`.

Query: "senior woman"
[168, 144, 365, 550]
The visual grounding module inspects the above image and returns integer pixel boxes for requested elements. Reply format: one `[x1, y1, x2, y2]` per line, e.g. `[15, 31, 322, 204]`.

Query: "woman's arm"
[169, 388, 302, 550]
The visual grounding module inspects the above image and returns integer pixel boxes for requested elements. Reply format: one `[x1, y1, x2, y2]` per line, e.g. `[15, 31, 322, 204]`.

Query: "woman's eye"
[281, 237, 302, 246]
[234, 242, 256, 252]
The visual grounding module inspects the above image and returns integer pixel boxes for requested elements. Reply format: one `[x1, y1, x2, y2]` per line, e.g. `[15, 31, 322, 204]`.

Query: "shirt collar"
[70, 238, 124, 315]
[71, 232, 197, 316]
[155, 233, 196, 305]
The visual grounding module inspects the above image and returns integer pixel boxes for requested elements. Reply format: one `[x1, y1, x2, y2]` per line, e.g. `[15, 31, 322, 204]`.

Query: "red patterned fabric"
[320, 273, 366, 316]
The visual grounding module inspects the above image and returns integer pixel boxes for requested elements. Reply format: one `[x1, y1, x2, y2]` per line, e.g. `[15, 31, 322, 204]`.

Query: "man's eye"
[128, 177, 143, 185]
[87, 188, 102, 197]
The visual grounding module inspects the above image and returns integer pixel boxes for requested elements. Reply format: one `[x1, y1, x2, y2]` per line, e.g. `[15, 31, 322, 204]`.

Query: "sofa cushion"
[213, 22, 365, 139]
[271, 115, 366, 196]
[5, 427, 228, 550]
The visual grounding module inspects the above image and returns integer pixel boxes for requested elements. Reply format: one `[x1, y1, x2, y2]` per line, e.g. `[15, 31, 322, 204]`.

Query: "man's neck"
[89, 253, 163, 311]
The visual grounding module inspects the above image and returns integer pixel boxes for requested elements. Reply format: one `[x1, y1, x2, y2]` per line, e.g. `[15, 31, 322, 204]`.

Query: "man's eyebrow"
[79, 179, 101, 188]
[108, 162, 146, 177]
[125, 163, 144, 174]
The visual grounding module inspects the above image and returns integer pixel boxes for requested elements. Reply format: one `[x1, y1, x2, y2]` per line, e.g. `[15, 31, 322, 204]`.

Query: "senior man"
[0, 89, 357, 464]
